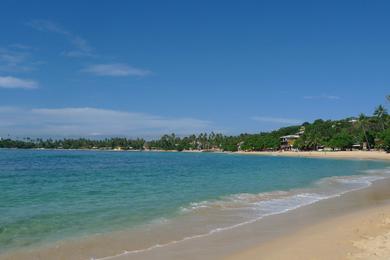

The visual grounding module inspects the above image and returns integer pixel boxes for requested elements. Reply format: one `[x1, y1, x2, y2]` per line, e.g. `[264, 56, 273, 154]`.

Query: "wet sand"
[228, 193, 390, 260]
[2, 176, 390, 260]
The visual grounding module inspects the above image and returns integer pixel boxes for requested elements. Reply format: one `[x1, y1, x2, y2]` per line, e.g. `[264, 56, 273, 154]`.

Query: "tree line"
[2, 105, 390, 152]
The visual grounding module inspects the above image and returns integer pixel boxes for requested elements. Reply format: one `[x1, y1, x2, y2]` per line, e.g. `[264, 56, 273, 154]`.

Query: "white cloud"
[28, 20, 94, 57]
[251, 116, 302, 125]
[303, 94, 340, 100]
[0, 47, 40, 72]
[0, 76, 38, 89]
[0, 107, 212, 138]
[82, 63, 151, 77]
[28, 20, 67, 34]
[0, 48, 26, 64]
[9, 44, 33, 50]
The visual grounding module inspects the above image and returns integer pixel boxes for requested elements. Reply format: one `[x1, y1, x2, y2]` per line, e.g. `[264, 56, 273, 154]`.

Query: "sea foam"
[93, 168, 390, 260]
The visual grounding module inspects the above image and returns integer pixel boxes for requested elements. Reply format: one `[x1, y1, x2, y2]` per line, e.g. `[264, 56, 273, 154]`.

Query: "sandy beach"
[2, 171, 390, 260]
[236, 150, 390, 161]
[227, 152, 390, 260]
[228, 199, 390, 260]
[2, 151, 390, 260]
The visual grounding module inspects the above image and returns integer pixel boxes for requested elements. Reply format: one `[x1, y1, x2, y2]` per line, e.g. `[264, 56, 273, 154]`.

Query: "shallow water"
[0, 149, 388, 255]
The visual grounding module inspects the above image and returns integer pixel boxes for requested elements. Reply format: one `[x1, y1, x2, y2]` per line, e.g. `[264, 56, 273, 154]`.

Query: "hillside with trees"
[1, 104, 390, 152]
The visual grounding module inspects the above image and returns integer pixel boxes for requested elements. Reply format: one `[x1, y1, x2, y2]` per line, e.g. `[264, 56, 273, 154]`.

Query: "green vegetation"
[0, 138, 145, 150]
[1, 104, 390, 152]
[382, 128, 390, 152]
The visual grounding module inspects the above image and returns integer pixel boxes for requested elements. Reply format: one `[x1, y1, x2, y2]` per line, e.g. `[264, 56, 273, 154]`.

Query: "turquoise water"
[0, 149, 389, 254]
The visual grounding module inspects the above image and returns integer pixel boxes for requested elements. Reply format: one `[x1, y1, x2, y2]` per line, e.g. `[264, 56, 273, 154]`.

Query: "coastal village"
[0, 109, 388, 153]
[278, 124, 368, 152]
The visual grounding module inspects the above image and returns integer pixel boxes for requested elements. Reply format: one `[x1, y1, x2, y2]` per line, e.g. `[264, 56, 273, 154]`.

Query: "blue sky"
[1, 0, 390, 138]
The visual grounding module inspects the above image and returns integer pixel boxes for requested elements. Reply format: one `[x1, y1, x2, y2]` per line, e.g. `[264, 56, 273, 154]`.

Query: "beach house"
[280, 134, 300, 150]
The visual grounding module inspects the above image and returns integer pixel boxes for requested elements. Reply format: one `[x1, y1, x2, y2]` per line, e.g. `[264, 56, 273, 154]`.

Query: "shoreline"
[121, 177, 390, 260]
[228, 187, 390, 260]
[228, 205, 390, 259]
[236, 150, 390, 161]
[2, 168, 390, 260]
[4, 148, 390, 162]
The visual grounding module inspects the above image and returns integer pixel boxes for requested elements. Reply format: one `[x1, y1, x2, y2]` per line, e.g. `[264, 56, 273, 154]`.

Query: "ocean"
[0, 149, 389, 257]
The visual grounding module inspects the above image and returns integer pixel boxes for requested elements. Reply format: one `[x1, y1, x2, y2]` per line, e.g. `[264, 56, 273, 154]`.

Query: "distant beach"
[236, 150, 390, 161]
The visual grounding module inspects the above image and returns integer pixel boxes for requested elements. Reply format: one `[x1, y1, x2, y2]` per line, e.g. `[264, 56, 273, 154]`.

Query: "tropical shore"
[228, 189, 390, 260]
[236, 150, 390, 161]
[228, 206, 390, 259]
[2, 170, 390, 260]
[134, 177, 390, 260]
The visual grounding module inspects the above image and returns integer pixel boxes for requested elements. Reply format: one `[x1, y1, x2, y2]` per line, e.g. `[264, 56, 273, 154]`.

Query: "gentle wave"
[93, 168, 390, 260]
[180, 170, 389, 214]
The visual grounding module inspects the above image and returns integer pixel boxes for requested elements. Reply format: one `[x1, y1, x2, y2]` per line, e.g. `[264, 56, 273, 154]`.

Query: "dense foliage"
[2, 105, 390, 152]
[293, 105, 390, 151]
[0, 138, 146, 150]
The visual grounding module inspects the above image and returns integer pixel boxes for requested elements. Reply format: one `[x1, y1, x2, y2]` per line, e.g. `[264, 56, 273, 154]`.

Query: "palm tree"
[374, 105, 388, 131]
[359, 113, 371, 150]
